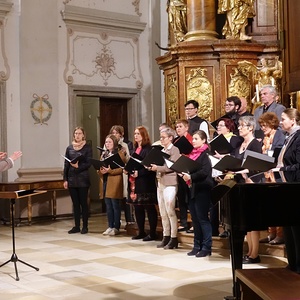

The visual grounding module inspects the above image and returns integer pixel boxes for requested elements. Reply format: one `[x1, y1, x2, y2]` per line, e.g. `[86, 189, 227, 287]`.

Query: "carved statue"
[256, 57, 282, 89]
[218, 0, 256, 40]
[167, 0, 187, 44]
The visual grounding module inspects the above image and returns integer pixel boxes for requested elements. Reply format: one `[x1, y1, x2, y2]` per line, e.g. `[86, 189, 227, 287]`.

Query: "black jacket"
[63, 143, 92, 188]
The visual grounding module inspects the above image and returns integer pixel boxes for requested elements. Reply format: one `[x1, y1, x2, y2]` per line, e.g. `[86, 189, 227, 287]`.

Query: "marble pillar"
[185, 0, 218, 40]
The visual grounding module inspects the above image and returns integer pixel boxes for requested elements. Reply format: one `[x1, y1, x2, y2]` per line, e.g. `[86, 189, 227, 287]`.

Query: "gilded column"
[185, 0, 218, 41]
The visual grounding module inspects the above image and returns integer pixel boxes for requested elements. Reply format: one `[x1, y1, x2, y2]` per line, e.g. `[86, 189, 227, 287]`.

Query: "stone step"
[126, 222, 286, 258]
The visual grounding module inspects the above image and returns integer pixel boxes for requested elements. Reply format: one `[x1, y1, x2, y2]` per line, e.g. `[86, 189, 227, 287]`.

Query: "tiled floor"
[0, 213, 287, 300]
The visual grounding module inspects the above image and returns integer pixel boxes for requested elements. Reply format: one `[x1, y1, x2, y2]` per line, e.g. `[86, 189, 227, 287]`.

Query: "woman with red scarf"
[181, 130, 214, 257]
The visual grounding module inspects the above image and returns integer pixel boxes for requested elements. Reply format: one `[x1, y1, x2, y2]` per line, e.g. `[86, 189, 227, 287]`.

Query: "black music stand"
[0, 190, 45, 280]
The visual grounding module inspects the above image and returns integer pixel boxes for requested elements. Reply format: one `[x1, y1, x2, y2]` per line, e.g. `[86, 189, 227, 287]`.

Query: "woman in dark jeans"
[126, 126, 158, 241]
[182, 130, 214, 257]
[63, 126, 92, 234]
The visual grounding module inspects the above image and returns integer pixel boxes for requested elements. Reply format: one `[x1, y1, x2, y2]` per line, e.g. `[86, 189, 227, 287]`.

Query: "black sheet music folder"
[141, 147, 170, 167]
[173, 136, 194, 155]
[90, 153, 124, 170]
[209, 134, 233, 155]
[164, 155, 201, 174]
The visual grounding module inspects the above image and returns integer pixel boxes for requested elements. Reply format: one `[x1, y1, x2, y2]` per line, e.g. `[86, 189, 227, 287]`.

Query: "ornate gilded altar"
[157, 0, 289, 126]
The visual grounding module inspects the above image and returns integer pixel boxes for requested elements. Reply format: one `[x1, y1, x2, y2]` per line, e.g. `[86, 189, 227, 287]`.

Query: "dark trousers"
[134, 204, 158, 237]
[69, 187, 89, 229]
[177, 176, 189, 228]
[188, 189, 212, 252]
[283, 225, 300, 273]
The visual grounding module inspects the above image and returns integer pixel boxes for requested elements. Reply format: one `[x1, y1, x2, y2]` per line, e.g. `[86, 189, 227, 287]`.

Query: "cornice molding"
[61, 5, 146, 34]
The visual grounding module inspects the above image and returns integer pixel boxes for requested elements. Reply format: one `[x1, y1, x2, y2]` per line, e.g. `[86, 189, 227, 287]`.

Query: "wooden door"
[99, 98, 129, 147]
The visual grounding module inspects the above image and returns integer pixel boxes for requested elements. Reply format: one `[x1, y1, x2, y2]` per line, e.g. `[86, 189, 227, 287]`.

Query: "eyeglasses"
[224, 104, 235, 107]
[160, 136, 169, 140]
[217, 124, 226, 128]
[238, 125, 249, 129]
[185, 107, 196, 110]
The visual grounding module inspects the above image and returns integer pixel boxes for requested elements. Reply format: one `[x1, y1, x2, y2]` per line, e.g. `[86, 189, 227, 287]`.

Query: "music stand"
[0, 189, 46, 281]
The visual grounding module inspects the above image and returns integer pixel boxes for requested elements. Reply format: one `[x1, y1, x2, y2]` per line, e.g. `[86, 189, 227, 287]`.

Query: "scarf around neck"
[72, 140, 86, 151]
[188, 144, 208, 161]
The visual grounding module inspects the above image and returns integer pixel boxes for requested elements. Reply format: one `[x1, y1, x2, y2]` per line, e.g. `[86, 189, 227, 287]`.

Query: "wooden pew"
[235, 268, 300, 300]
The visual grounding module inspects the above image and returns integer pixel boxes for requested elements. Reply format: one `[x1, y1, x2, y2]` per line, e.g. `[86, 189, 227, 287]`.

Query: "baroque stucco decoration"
[61, 6, 146, 88]
[30, 94, 52, 125]
[0, 1, 13, 82]
[186, 67, 213, 121]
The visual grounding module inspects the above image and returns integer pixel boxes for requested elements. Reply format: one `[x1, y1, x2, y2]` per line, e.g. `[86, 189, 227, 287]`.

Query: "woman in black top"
[63, 126, 92, 234]
[126, 126, 158, 241]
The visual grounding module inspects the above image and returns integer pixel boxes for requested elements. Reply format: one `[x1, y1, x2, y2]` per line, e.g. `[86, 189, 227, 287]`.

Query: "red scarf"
[188, 144, 208, 161]
[186, 144, 208, 186]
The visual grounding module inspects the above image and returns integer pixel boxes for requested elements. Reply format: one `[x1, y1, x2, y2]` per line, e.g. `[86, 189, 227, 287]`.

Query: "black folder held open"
[164, 155, 201, 174]
[90, 153, 125, 170]
[173, 136, 194, 155]
[209, 134, 233, 155]
[141, 147, 170, 167]
[212, 150, 276, 173]
[124, 156, 144, 173]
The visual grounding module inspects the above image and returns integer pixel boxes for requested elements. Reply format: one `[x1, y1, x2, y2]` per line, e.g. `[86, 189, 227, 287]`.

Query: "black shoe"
[143, 234, 157, 241]
[132, 232, 147, 240]
[81, 228, 88, 234]
[219, 231, 229, 238]
[187, 249, 200, 256]
[178, 227, 187, 232]
[186, 229, 194, 234]
[243, 255, 261, 264]
[68, 227, 80, 234]
[164, 237, 178, 249]
[196, 250, 211, 257]
[157, 236, 171, 248]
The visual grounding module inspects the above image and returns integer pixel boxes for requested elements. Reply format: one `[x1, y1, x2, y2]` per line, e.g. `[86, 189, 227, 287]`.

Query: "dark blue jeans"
[105, 198, 121, 230]
[188, 189, 212, 252]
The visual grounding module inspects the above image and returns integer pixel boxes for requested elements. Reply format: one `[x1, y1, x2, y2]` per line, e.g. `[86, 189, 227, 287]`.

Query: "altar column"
[185, 0, 218, 40]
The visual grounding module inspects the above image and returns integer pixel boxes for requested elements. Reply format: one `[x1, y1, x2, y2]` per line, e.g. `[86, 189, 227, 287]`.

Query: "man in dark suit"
[184, 99, 209, 138]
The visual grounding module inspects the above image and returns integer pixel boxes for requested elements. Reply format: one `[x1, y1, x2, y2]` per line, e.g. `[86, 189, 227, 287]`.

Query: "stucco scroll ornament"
[95, 47, 116, 86]
[166, 74, 179, 128]
[132, 0, 142, 16]
[30, 94, 52, 125]
[186, 68, 213, 121]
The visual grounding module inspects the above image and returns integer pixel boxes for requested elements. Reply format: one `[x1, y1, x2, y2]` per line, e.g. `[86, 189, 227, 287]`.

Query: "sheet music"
[60, 154, 71, 162]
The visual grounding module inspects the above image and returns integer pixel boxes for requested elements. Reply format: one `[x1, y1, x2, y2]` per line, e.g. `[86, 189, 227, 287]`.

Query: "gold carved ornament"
[166, 74, 179, 128]
[186, 67, 213, 121]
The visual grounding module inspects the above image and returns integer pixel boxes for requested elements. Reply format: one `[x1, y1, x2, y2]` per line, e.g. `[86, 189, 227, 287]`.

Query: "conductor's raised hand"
[9, 151, 22, 161]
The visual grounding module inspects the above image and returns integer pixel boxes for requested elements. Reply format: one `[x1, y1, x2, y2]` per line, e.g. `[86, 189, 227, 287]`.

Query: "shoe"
[81, 228, 88, 234]
[132, 232, 147, 240]
[109, 228, 120, 236]
[219, 231, 229, 238]
[157, 236, 171, 248]
[142, 234, 157, 241]
[196, 250, 211, 257]
[164, 237, 178, 249]
[259, 235, 275, 243]
[68, 227, 80, 234]
[186, 227, 194, 234]
[103, 227, 113, 235]
[178, 227, 187, 232]
[269, 237, 284, 245]
[243, 255, 261, 264]
[187, 249, 200, 256]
